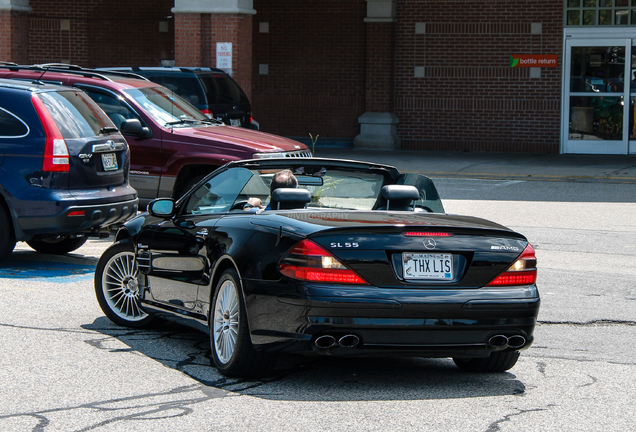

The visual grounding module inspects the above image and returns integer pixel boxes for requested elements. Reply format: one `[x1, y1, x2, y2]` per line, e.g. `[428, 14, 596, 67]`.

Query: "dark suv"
[98, 67, 258, 130]
[0, 65, 310, 208]
[0, 78, 138, 262]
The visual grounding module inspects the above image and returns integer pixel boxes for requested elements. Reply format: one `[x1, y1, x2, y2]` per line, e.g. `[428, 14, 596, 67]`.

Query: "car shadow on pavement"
[83, 317, 526, 401]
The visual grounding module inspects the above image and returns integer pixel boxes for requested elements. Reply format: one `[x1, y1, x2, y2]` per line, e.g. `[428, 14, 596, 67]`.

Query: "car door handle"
[196, 228, 209, 241]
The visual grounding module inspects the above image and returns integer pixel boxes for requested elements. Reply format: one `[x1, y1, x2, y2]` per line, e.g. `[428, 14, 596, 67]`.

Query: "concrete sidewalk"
[315, 148, 636, 184]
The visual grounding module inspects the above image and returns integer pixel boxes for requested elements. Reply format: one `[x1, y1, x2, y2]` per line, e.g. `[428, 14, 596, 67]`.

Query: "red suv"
[0, 65, 311, 207]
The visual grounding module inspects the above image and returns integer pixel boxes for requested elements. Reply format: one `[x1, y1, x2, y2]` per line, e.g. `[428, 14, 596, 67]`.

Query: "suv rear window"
[38, 91, 114, 139]
[142, 75, 205, 106]
[199, 74, 249, 105]
[0, 108, 29, 137]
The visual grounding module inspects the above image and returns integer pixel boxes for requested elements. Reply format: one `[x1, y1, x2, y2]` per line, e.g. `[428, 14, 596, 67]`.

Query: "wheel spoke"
[101, 250, 148, 322]
[213, 278, 242, 364]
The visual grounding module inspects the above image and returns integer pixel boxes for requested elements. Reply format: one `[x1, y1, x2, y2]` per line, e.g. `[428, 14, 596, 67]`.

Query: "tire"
[0, 208, 16, 263]
[210, 268, 278, 378]
[94, 241, 155, 328]
[453, 351, 520, 373]
[27, 235, 88, 254]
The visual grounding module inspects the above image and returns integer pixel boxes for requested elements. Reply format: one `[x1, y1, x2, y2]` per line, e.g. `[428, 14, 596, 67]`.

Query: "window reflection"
[630, 97, 636, 140]
[570, 46, 625, 93]
[570, 96, 623, 140]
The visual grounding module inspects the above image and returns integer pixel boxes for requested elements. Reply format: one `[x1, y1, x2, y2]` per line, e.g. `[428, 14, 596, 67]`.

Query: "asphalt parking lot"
[1, 152, 636, 431]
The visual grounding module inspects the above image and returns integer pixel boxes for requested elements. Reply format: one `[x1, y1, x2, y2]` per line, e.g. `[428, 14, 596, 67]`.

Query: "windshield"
[123, 86, 210, 127]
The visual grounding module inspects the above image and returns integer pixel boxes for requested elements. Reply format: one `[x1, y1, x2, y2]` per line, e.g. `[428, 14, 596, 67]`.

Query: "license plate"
[402, 253, 453, 280]
[101, 153, 118, 171]
[230, 118, 241, 127]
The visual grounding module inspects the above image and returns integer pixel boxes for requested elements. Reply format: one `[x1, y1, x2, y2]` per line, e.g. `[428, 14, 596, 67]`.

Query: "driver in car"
[243, 169, 298, 210]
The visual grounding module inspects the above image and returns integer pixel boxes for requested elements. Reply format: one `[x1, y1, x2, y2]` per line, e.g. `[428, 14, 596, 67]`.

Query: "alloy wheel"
[101, 250, 148, 321]
[213, 279, 240, 364]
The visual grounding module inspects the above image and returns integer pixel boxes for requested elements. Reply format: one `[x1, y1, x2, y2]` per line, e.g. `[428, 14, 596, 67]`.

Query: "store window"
[566, 0, 636, 26]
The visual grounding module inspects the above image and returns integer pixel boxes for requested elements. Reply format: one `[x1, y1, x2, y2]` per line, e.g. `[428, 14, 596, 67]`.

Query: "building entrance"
[562, 32, 636, 154]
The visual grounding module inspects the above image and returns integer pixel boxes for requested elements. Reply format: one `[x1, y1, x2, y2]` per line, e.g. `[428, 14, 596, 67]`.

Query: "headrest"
[380, 185, 420, 201]
[271, 188, 311, 210]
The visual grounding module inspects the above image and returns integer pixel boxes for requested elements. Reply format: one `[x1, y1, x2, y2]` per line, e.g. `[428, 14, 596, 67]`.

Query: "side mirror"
[148, 198, 176, 218]
[119, 118, 151, 138]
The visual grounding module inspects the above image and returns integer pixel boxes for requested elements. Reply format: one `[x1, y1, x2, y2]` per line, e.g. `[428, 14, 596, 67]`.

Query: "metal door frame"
[561, 36, 631, 154]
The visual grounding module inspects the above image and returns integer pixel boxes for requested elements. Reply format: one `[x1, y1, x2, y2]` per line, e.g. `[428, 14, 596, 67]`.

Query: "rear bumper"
[12, 185, 138, 240]
[243, 281, 540, 358]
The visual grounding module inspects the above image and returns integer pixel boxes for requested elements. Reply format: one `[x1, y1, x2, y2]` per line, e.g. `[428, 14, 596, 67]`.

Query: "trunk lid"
[257, 210, 529, 288]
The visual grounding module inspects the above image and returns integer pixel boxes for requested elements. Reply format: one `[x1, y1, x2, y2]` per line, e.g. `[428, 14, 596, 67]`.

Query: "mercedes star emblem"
[423, 238, 436, 249]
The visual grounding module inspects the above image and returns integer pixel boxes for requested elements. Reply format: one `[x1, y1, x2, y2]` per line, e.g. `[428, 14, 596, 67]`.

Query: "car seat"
[376, 185, 421, 211]
[271, 188, 312, 210]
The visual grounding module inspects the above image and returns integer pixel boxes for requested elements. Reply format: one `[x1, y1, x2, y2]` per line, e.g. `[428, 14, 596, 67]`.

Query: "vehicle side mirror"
[119, 118, 151, 138]
[148, 198, 176, 218]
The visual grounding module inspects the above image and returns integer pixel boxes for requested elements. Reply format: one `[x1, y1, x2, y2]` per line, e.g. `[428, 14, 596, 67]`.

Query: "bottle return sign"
[216, 43, 232, 70]
[510, 54, 558, 68]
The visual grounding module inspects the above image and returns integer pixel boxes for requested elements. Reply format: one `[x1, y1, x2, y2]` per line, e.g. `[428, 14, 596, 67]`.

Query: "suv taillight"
[200, 109, 214, 119]
[279, 239, 368, 284]
[32, 94, 70, 172]
[486, 243, 537, 286]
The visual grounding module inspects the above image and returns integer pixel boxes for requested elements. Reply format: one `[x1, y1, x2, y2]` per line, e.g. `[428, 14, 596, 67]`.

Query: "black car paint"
[117, 206, 538, 358]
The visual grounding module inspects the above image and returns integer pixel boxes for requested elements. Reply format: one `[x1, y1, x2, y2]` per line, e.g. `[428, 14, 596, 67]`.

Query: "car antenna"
[33, 66, 50, 85]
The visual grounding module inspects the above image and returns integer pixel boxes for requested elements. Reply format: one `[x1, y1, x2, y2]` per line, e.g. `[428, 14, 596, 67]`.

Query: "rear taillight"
[32, 94, 70, 172]
[200, 109, 214, 119]
[279, 239, 368, 284]
[487, 243, 537, 286]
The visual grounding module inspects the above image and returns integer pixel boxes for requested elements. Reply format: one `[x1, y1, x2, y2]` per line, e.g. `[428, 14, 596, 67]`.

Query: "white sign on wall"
[216, 42, 232, 70]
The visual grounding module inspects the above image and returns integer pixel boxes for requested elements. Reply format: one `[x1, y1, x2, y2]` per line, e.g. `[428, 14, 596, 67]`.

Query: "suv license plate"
[402, 253, 453, 280]
[230, 119, 241, 127]
[101, 153, 118, 171]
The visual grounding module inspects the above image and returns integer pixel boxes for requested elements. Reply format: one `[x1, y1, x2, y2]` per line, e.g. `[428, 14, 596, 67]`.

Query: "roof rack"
[0, 64, 150, 82]
[0, 61, 18, 66]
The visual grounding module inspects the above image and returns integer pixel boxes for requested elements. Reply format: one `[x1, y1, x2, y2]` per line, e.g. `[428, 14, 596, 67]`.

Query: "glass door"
[563, 38, 631, 154]
[629, 40, 636, 154]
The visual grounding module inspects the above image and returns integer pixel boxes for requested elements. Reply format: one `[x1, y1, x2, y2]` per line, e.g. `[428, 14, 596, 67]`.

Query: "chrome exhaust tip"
[314, 335, 337, 349]
[338, 334, 360, 348]
[507, 335, 526, 349]
[487, 335, 509, 351]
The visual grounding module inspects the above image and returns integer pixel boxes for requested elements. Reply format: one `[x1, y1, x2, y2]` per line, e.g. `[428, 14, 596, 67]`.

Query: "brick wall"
[19, 0, 563, 153]
[176, 13, 253, 100]
[27, 0, 174, 67]
[395, 0, 563, 153]
[252, 0, 367, 140]
[0, 10, 29, 63]
[365, 22, 395, 113]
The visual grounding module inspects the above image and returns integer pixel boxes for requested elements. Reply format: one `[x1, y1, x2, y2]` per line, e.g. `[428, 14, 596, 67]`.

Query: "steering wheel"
[230, 200, 249, 211]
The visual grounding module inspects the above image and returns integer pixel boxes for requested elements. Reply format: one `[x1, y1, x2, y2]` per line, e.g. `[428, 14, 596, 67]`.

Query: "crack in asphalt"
[536, 361, 547, 378]
[484, 407, 550, 432]
[538, 319, 636, 326]
[0, 385, 230, 432]
[579, 375, 598, 388]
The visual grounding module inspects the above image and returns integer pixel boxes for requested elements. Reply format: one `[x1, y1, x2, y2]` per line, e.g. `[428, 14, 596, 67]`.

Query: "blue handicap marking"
[0, 259, 95, 283]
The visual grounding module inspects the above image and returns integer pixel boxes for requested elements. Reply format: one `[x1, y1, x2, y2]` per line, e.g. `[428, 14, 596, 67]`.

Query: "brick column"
[172, 0, 255, 99]
[354, 0, 400, 150]
[0, 0, 30, 64]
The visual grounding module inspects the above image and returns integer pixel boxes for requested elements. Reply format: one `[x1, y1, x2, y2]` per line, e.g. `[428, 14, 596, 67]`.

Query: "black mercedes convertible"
[94, 158, 539, 377]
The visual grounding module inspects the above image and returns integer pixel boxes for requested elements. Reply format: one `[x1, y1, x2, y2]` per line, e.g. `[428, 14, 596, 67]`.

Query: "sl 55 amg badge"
[331, 242, 359, 248]
[491, 245, 520, 251]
